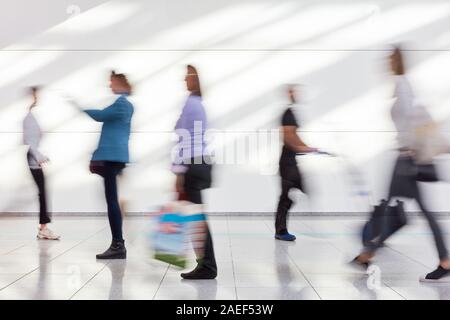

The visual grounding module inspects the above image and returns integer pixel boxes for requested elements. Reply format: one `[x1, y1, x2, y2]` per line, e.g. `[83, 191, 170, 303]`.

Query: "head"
[30, 86, 39, 108]
[109, 71, 132, 95]
[389, 46, 405, 75]
[184, 65, 202, 96]
[287, 84, 299, 104]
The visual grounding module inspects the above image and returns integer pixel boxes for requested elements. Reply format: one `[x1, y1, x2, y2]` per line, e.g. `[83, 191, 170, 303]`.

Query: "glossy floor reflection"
[0, 216, 450, 300]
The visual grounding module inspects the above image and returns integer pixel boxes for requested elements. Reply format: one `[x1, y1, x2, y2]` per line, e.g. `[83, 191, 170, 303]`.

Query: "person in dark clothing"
[173, 65, 217, 279]
[275, 85, 319, 241]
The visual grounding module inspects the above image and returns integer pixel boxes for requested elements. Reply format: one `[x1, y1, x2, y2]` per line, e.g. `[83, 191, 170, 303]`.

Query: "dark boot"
[181, 260, 217, 280]
[96, 240, 126, 260]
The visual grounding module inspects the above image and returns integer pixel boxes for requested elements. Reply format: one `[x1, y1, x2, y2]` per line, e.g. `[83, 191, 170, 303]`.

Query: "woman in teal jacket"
[72, 71, 133, 259]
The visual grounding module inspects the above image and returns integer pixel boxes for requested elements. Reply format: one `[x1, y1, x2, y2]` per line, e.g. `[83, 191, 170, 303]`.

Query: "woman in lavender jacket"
[172, 65, 217, 280]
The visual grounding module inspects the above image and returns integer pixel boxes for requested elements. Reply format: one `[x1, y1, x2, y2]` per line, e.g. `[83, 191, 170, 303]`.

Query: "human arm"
[282, 125, 318, 153]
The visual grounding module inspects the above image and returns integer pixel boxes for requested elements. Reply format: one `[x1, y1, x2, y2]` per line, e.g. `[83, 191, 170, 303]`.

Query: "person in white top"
[390, 74, 417, 150]
[353, 47, 449, 282]
[23, 87, 59, 240]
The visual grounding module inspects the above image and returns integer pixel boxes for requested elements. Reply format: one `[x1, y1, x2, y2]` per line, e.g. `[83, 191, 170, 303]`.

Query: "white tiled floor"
[1, 216, 450, 300]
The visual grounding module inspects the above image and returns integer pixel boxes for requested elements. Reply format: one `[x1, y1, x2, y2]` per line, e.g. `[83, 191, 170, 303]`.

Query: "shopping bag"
[151, 201, 207, 268]
[181, 201, 208, 260]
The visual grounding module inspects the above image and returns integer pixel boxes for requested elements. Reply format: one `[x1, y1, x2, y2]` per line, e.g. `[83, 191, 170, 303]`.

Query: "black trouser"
[184, 159, 217, 273]
[91, 161, 125, 242]
[29, 167, 51, 225]
[275, 164, 304, 234]
[366, 155, 449, 260]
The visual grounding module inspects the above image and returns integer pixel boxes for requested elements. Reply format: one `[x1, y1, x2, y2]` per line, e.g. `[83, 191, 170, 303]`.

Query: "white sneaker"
[37, 227, 60, 240]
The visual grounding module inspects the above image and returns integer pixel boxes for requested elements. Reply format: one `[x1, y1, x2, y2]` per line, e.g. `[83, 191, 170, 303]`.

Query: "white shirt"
[390, 75, 418, 150]
[390, 76, 440, 160]
[23, 111, 47, 168]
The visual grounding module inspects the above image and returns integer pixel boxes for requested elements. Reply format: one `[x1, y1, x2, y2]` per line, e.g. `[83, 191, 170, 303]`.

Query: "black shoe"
[349, 256, 370, 271]
[96, 240, 127, 260]
[420, 266, 450, 282]
[181, 266, 217, 280]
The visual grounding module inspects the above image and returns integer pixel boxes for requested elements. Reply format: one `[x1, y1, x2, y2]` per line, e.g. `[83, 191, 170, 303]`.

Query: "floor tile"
[0, 216, 448, 300]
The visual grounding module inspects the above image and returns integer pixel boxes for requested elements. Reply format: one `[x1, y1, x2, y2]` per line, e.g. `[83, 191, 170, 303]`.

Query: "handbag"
[362, 200, 386, 246]
[362, 199, 407, 246]
[416, 163, 439, 182]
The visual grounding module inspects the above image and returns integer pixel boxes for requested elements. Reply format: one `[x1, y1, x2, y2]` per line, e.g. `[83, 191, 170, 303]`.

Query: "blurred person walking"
[23, 87, 60, 240]
[353, 47, 450, 282]
[172, 65, 217, 279]
[69, 71, 134, 259]
[275, 85, 319, 241]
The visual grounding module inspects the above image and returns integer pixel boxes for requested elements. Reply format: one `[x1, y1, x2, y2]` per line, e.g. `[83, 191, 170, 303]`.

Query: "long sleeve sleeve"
[172, 103, 189, 174]
[23, 114, 47, 165]
[391, 76, 417, 149]
[171, 96, 208, 174]
[84, 99, 127, 122]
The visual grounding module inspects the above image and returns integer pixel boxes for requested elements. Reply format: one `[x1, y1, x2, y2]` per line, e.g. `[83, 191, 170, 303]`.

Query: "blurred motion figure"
[70, 71, 134, 259]
[353, 47, 450, 282]
[275, 85, 318, 241]
[172, 65, 217, 280]
[23, 87, 60, 240]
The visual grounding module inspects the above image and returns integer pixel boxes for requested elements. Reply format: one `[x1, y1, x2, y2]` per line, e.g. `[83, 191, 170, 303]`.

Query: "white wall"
[1, 0, 450, 214]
